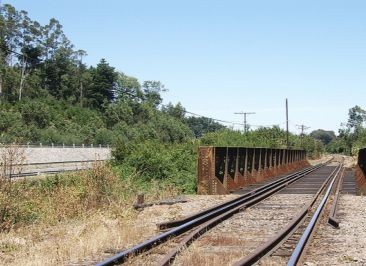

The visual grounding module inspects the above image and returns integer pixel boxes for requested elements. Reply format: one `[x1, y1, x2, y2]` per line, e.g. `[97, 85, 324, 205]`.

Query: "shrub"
[113, 140, 197, 193]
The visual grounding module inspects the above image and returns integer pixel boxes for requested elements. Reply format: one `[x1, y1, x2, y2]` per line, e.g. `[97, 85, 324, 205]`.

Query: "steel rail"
[233, 162, 342, 266]
[158, 161, 331, 231]
[328, 166, 345, 228]
[157, 165, 328, 266]
[287, 162, 343, 265]
[96, 162, 329, 266]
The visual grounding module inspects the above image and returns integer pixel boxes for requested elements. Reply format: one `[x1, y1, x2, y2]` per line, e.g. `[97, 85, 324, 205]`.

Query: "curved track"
[96, 160, 337, 265]
[234, 159, 343, 265]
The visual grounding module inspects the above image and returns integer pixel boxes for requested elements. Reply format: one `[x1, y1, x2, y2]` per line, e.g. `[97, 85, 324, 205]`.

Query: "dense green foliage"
[199, 127, 324, 157]
[310, 129, 336, 145]
[326, 105, 366, 155]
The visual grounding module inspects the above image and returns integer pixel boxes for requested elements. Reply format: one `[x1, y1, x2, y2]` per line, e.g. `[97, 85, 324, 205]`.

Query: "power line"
[234, 111, 255, 133]
[296, 124, 310, 136]
[0, 44, 40, 63]
[182, 108, 284, 130]
[184, 110, 244, 126]
[250, 124, 281, 128]
[296, 124, 310, 148]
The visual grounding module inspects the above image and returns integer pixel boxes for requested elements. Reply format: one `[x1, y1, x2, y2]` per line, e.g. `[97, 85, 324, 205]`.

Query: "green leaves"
[88, 59, 117, 109]
[113, 140, 197, 193]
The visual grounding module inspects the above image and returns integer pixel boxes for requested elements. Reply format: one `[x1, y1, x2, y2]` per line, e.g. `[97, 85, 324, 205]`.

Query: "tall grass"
[0, 159, 184, 231]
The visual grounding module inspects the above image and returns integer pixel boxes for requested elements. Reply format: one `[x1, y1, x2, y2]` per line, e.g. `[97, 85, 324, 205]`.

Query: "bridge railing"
[198, 146, 308, 194]
[356, 148, 366, 194]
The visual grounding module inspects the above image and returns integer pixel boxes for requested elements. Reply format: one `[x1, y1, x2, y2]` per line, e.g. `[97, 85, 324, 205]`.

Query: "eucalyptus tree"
[116, 72, 143, 102]
[142, 80, 166, 107]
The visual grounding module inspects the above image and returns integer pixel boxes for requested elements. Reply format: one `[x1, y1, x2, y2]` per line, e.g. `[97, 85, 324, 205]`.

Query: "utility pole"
[286, 99, 289, 148]
[296, 124, 310, 148]
[234, 111, 255, 133]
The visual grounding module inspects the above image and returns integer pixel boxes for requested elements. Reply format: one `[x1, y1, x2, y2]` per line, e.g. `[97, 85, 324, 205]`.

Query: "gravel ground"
[173, 194, 314, 266]
[304, 194, 366, 265]
[1, 193, 364, 265]
[134, 194, 240, 238]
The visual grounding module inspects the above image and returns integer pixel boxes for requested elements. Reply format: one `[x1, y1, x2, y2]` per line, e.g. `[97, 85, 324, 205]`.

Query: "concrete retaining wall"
[0, 147, 111, 164]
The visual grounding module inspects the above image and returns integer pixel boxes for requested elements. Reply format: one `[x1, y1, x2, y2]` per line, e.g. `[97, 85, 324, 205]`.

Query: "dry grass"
[0, 160, 125, 230]
[0, 144, 234, 265]
[0, 144, 27, 231]
[0, 181, 236, 265]
[0, 151, 184, 265]
[174, 242, 249, 266]
[0, 210, 143, 265]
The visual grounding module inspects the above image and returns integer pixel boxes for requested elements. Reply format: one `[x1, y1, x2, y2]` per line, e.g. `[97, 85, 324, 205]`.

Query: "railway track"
[96, 159, 342, 266]
[235, 160, 343, 265]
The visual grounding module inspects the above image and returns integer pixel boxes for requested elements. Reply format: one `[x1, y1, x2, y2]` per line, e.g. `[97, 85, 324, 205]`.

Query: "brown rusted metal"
[198, 147, 309, 195]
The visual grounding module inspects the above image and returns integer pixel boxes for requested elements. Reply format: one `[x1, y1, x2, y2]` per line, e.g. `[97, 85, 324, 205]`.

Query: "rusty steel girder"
[197, 147, 308, 194]
[355, 148, 366, 194]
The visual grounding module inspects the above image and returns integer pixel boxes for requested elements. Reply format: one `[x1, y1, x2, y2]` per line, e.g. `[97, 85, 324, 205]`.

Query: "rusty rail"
[287, 162, 343, 265]
[158, 162, 327, 231]
[328, 166, 345, 228]
[233, 161, 343, 266]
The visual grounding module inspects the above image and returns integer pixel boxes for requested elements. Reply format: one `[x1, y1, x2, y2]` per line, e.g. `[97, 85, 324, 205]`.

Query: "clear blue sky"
[4, 0, 366, 134]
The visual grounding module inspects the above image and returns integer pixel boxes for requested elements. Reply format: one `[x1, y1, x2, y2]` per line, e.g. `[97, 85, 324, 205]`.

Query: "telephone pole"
[234, 111, 255, 133]
[296, 124, 310, 148]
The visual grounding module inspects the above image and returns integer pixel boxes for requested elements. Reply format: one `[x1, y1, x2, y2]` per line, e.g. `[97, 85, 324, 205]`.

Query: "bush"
[113, 140, 197, 193]
[0, 162, 126, 230]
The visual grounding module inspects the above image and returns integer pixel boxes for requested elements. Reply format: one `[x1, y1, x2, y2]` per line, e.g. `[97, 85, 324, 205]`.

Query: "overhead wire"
[184, 110, 244, 126]
[182, 108, 285, 129]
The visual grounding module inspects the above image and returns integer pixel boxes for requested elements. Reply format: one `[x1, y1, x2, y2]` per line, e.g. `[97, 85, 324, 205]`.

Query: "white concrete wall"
[0, 147, 111, 164]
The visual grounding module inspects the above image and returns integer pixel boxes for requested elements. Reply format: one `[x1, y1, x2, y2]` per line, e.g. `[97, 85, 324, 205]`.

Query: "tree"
[75, 49, 87, 107]
[337, 106, 366, 155]
[87, 59, 117, 109]
[41, 48, 77, 100]
[0, 4, 7, 98]
[0, 4, 22, 100]
[116, 72, 143, 102]
[162, 102, 186, 120]
[310, 129, 336, 145]
[347, 105, 366, 133]
[142, 80, 165, 107]
[41, 18, 73, 60]
[0, 5, 44, 100]
[185, 116, 226, 138]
